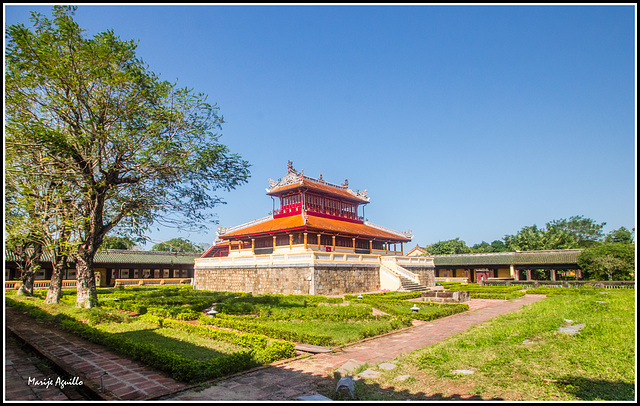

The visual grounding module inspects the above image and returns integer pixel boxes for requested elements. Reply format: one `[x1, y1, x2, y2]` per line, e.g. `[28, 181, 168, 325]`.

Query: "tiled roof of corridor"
[432, 249, 583, 266]
[5, 249, 200, 265]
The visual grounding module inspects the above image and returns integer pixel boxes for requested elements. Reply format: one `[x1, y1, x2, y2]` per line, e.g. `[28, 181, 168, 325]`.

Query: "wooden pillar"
[238, 241, 242, 254]
[514, 268, 520, 281]
[352, 238, 356, 253]
[332, 236, 336, 251]
[510, 264, 515, 279]
[526, 269, 532, 281]
[317, 234, 321, 250]
[251, 239, 255, 254]
[273, 235, 277, 251]
[576, 269, 582, 280]
[401, 242, 403, 255]
[369, 240, 373, 252]
[289, 234, 293, 250]
[303, 233, 308, 250]
[550, 269, 556, 281]
[393, 243, 397, 254]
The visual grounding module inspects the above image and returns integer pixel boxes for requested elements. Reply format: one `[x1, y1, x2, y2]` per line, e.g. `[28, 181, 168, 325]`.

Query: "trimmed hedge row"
[366, 300, 469, 322]
[440, 282, 524, 293]
[142, 314, 297, 364]
[344, 291, 423, 301]
[468, 291, 526, 300]
[199, 314, 335, 346]
[524, 286, 607, 296]
[6, 298, 294, 383]
[256, 303, 383, 322]
[344, 294, 469, 322]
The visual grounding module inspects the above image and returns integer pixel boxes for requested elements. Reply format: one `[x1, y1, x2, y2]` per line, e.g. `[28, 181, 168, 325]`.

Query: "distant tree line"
[101, 236, 208, 253]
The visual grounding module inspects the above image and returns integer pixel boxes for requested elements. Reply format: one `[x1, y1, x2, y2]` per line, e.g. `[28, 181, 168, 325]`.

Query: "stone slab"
[357, 369, 381, 379]
[298, 394, 333, 401]
[295, 344, 333, 353]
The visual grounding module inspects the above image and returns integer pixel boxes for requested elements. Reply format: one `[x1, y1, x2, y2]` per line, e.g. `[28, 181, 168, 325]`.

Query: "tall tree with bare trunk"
[6, 6, 250, 307]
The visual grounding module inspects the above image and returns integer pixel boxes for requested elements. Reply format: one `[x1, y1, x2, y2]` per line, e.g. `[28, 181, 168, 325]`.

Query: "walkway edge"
[6, 324, 115, 400]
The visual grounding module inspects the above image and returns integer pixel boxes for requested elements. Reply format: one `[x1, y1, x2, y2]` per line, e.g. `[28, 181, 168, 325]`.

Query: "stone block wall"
[194, 264, 381, 296]
[312, 265, 380, 296]
[193, 265, 312, 295]
[404, 266, 437, 287]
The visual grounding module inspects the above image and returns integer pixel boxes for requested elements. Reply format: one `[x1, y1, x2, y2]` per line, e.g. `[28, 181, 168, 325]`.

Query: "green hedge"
[344, 291, 423, 301]
[199, 314, 335, 346]
[6, 298, 294, 383]
[365, 300, 469, 322]
[256, 303, 382, 322]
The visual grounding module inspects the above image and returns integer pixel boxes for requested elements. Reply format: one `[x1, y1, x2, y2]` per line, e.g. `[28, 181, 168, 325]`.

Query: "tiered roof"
[217, 162, 411, 243]
[219, 213, 411, 242]
[266, 162, 370, 203]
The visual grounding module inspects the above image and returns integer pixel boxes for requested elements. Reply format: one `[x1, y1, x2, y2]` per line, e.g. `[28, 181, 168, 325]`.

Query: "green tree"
[471, 241, 491, 253]
[5, 6, 250, 307]
[426, 238, 471, 255]
[151, 238, 201, 253]
[101, 236, 137, 250]
[546, 215, 606, 248]
[577, 243, 635, 281]
[503, 225, 547, 251]
[5, 142, 78, 301]
[604, 227, 635, 244]
[490, 239, 507, 252]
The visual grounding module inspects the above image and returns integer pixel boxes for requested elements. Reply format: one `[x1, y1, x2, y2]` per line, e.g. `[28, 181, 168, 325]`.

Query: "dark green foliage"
[151, 238, 201, 253]
[577, 243, 635, 281]
[439, 282, 526, 299]
[201, 315, 334, 346]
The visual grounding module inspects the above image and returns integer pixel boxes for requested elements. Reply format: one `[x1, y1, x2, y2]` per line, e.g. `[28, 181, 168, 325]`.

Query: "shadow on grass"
[556, 376, 635, 401]
[113, 328, 241, 361]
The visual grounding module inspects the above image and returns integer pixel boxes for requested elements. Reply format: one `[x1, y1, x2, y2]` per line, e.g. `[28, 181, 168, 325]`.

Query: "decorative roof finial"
[287, 160, 296, 174]
[342, 178, 349, 187]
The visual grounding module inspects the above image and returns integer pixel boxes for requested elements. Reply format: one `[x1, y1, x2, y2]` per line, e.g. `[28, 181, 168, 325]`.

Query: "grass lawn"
[254, 318, 403, 345]
[322, 288, 635, 401]
[96, 319, 246, 361]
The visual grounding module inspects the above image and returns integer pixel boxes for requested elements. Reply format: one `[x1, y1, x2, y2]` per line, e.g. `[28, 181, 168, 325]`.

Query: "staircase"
[399, 276, 429, 292]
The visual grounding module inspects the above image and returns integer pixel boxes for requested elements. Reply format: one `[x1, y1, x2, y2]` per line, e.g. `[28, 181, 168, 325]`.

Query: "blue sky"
[5, 4, 636, 249]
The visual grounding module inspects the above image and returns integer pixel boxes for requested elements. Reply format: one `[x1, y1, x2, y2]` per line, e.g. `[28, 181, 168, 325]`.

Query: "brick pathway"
[5, 329, 71, 401]
[5, 295, 545, 401]
[168, 294, 546, 401]
[5, 306, 189, 401]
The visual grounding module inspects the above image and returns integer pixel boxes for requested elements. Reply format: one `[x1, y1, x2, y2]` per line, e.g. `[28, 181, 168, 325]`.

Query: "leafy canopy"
[151, 238, 201, 253]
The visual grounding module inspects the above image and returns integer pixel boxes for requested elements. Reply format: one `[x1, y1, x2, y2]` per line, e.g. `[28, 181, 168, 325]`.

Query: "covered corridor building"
[425, 249, 584, 283]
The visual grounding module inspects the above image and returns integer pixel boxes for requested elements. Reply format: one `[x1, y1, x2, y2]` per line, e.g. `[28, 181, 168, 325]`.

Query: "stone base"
[421, 290, 470, 303]
[193, 264, 383, 296]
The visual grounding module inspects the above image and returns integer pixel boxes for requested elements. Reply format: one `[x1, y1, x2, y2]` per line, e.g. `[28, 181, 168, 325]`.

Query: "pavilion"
[193, 162, 435, 295]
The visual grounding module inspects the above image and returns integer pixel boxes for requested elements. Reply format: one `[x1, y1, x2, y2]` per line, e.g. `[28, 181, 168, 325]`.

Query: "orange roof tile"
[267, 177, 369, 203]
[219, 213, 410, 242]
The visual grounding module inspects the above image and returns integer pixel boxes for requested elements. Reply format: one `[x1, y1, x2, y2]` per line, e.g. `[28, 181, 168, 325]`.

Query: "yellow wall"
[496, 268, 511, 278]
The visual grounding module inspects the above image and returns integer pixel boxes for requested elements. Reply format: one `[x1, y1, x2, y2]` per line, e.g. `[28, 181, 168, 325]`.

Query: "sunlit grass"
[328, 289, 635, 401]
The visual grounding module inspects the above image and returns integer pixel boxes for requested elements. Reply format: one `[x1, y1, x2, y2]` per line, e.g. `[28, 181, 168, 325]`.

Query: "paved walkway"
[5, 329, 75, 401]
[168, 294, 546, 401]
[5, 294, 545, 402]
[5, 306, 189, 401]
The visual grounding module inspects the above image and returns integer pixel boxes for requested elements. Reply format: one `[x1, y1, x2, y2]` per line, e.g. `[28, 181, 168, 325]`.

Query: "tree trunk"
[15, 243, 43, 296]
[17, 272, 35, 296]
[75, 248, 98, 308]
[45, 257, 66, 304]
